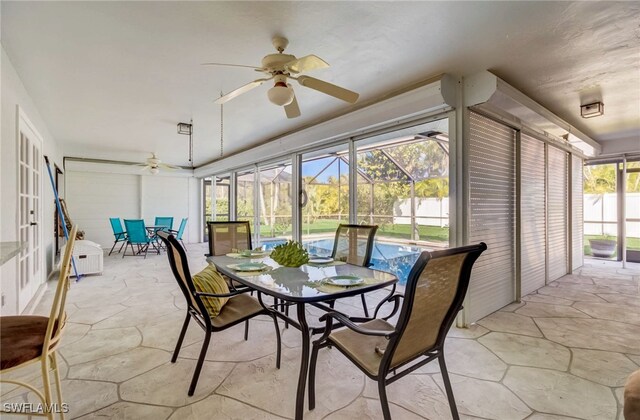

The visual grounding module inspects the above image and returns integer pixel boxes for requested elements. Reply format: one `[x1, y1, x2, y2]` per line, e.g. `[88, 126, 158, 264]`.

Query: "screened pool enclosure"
[202, 118, 452, 283]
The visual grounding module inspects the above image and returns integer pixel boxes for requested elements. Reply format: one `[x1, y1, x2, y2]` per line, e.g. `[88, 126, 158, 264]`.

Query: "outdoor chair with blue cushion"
[108, 217, 127, 256]
[330, 224, 379, 317]
[123, 219, 158, 259]
[170, 217, 188, 248]
[309, 243, 487, 420]
[154, 216, 174, 232]
[157, 230, 281, 396]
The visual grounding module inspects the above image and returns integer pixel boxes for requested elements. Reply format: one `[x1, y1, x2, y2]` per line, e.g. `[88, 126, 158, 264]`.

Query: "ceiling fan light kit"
[206, 36, 359, 118]
[267, 76, 295, 106]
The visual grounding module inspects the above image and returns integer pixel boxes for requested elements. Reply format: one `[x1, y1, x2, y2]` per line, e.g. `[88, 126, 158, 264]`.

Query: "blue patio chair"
[170, 218, 188, 248]
[123, 219, 158, 259]
[108, 217, 127, 256]
[155, 217, 174, 232]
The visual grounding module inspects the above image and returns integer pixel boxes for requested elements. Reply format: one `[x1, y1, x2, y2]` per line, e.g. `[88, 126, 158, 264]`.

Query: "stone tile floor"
[2, 246, 639, 419]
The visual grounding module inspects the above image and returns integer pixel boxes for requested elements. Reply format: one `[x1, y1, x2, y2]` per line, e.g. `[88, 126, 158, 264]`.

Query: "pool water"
[261, 238, 425, 285]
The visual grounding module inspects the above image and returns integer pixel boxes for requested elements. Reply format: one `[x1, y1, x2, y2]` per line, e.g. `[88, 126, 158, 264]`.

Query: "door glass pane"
[214, 175, 231, 221]
[301, 145, 350, 256]
[236, 170, 256, 244]
[355, 119, 450, 283]
[583, 163, 617, 259]
[626, 162, 640, 259]
[259, 163, 293, 247]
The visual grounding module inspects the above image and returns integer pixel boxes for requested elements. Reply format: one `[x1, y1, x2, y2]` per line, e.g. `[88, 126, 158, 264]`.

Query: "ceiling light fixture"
[580, 101, 604, 119]
[149, 167, 160, 175]
[267, 76, 295, 106]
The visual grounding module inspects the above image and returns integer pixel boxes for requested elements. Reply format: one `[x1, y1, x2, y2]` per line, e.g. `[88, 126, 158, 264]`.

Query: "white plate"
[325, 275, 364, 286]
[309, 257, 334, 264]
[228, 263, 268, 272]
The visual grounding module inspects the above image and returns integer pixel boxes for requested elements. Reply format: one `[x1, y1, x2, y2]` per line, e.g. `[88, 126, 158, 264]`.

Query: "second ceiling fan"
[204, 36, 359, 118]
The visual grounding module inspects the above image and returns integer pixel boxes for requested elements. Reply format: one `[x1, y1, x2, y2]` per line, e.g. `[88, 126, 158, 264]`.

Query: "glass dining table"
[206, 254, 397, 420]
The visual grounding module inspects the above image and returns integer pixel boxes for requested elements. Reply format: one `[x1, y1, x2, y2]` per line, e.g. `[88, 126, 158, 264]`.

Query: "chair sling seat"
[211, 294, 264, 328]
[329, 318, 395, 376]
[0, 315, 52, 370]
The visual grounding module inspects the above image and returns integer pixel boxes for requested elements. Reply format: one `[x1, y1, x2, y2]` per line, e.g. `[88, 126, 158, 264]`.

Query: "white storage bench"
[61, 240, 104, 276]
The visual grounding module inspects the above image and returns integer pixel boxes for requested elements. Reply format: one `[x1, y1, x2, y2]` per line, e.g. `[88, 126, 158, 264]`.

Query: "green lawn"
[260, 219, 449, 243]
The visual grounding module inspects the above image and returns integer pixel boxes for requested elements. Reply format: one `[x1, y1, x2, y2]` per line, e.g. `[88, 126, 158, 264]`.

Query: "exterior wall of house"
[1, 46, 64, 315]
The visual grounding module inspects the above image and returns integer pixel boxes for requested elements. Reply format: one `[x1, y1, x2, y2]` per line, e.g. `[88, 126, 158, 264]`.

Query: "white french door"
[17, 114, 44, 312]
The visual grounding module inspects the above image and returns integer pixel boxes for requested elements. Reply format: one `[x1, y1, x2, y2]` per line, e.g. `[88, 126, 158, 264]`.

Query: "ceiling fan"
[203, 36, 359, 118]
[136, 153, 180, 175]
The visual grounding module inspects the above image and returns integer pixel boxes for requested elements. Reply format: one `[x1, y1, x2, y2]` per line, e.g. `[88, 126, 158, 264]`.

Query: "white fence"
[393, 198, 449, 227]
[584, 193, 640, 237]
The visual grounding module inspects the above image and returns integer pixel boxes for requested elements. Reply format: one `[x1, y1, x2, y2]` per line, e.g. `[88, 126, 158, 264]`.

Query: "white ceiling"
[2, 1, 638, 167]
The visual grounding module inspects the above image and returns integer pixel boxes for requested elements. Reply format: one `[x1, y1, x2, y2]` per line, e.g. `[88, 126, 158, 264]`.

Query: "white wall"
[64, 162, 201, 250]
[1, 46, 63, 314]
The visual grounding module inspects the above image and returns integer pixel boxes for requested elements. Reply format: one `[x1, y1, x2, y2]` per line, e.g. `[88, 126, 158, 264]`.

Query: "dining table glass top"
[207, 255, 397, 302]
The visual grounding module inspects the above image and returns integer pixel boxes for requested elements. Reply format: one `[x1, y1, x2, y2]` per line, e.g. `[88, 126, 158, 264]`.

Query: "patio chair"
[331, 224, 378, 317]
[155, 216, 174, 231]
[0, 226, 78, 420]
[108, 217, 127, 256]
[157, 230, 281, 396]
[309, 242, 487, 420]
[205, 221, 252, 256]
[123, 219, 158, 258]
[169, 217, 188, 248]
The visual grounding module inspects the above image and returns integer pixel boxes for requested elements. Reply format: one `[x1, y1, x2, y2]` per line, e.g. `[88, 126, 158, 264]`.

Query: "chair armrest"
[315, 311, 396, 343]
[373, 290, 404, 321]
[195, 287, 252, 299]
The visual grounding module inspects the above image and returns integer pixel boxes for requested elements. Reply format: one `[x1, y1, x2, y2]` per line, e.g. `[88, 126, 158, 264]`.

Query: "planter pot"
[589, 239, 617, 258]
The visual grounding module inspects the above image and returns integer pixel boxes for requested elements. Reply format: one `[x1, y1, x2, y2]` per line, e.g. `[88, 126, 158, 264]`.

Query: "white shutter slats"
[572, 155, 584, 270]
[547, 146, 569, 281]
[467, 112, 516, 323]
[520, 134, 546, 296]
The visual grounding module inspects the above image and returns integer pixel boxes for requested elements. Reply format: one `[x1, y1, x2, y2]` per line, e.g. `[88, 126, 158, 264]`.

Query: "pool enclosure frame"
[196, 72, 600, 326]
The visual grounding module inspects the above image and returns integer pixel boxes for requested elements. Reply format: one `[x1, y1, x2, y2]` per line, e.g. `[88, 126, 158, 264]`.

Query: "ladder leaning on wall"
[44, 155, 81, 280]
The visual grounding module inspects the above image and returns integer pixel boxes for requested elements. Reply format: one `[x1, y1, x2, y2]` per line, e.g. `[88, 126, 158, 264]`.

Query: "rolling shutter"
[572, 154, 584, 270]
[467, 112, 515, 323]
[547, 146, 568, 281]
[520, 134, 546, 296]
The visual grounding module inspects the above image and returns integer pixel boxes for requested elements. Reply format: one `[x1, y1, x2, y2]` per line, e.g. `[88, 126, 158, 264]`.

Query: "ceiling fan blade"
[159, 163, 180, 170]
[201, 63, 263, 70]
[284, 90, 301, 119]
[140, 165, 151, 171]
[297, 75, 359, 104]
[284, 55, 329, 74]
[215, 77, 273, 104]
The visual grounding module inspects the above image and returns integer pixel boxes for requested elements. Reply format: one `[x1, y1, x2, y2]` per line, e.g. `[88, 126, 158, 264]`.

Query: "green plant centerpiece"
[270, 240, 310, 267]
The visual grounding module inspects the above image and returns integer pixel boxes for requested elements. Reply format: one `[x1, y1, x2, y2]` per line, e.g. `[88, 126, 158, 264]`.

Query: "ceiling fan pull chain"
[189, 118, 193, 165]
[220, 92, 224, 158]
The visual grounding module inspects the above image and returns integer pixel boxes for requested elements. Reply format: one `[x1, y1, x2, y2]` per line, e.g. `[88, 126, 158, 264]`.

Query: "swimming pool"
[261, 238, 425, 285]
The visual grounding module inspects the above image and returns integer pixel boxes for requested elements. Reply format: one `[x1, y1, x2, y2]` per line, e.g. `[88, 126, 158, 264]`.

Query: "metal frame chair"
[309, 242, 487, 420]
[330, 224, 378, 317]
[205, 221, 252, 257]
[108, 217, 127, 256]
[154, 216, 174, 231]
[169, 217, 188, 248]
[0, 226, 78, 420]
[122, 219, 158, 258]
[157, 230, 281, 396]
